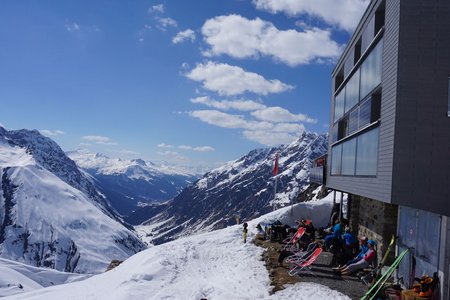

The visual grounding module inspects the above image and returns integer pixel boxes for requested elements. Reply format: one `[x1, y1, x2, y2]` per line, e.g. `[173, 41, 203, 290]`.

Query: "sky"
[0, 0, 370, 169]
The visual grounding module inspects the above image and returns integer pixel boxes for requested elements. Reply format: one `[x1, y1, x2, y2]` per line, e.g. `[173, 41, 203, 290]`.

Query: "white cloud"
[149, 4, 164, 14]
[188, 108, 313, 146]
[157, 150, 186, 161]
[40, 129, 65, 137]
[243, 128, 305, 146]
[79, 143, 91, 147]
[251, 107, 317, 123]
[81, 135, 118, 146]
[194, 146, 215, 152]
[201, 15, 342, 66]
[156, 17, 177, 31]
[186, 61, 293, 96]
[190, 96, 266, 111]
[157, 143, 173, 149]
[253, 0, 369, 32]
[189, 110, 249, 129]
[178, 145, 215, 152]
[65, 22, 80, 32]
[178, 145, 192, 150]
[173, 29, 196, 44]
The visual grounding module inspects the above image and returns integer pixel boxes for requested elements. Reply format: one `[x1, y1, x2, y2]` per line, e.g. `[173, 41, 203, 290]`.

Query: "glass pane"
[348, 109, 359, 134]
[345, 69, 360, 113]
[334, 88, 345, 121]
[331, 144, 342, 175]
[361, 16, 375, 54]
[359, 98, 372, 129]
[332, 123, 339, 143]
[356, 127, 379, 176]
[341, 138, 356, 175]
[360, 38, 383, 98]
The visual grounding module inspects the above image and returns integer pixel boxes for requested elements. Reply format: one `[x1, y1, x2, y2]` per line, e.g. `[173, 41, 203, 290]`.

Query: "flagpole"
[273, 174, 277, 211]
[272, 152, 279, 212]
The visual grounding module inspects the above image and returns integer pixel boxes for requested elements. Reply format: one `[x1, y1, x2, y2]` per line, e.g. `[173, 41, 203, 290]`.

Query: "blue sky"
[0, 0, 369, 169]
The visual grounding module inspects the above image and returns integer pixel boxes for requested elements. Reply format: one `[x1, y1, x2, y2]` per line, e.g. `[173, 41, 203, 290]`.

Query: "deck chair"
[288, 247, 323, 276]
[285, 242, 319, 265]
[281, 227, 306, 251]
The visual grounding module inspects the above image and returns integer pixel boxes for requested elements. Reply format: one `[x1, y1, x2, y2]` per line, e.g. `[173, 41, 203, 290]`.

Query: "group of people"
[260, 217, 378, 276]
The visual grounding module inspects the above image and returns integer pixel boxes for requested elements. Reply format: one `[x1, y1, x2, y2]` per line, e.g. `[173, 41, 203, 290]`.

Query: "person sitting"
[341, 227, 359, 262]
[336, 239, 376, 276]
[324, 220, 343, 251]
[298, 219, 315, 249]
[333, 236, 369, 270]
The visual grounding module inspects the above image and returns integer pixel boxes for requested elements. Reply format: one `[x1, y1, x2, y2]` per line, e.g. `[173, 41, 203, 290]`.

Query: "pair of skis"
[361, 235, 396, 285]
[361, 236, 410, 300]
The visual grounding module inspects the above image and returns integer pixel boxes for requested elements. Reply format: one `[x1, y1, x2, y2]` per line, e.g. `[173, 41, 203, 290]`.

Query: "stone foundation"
[349, 195, 398, 264]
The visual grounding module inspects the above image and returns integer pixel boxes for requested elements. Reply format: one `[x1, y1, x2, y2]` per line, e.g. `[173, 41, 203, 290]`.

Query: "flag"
[272, 153, 279, 176]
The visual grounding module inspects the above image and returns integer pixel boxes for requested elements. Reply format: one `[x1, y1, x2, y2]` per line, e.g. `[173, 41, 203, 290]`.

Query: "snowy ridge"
[0, 128, 146, 274]
[139, 132, 328, 245]
[1, 195, 350, 300]
[67, 150, 198, 218]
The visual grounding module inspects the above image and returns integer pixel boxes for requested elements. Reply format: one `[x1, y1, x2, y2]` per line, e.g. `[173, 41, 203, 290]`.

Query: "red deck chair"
[281, 226, 306, 251]
[288, 247, 323, 276]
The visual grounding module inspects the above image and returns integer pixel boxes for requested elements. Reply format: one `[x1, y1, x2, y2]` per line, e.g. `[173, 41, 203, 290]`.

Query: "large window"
[356, 127, 379, 176]
[333, 38, 383, 124]
[344, 70, 360, 113]
[330, 127, 379, 177]
[360, 39, 383, 99]
[334, 89, 345, 121]
[331, 144, 342, 175]
[341, 138, 357, 175]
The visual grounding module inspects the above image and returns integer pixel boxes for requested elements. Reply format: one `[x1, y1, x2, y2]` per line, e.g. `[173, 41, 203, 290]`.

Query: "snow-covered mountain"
[67, 150, 198, 218]
[138, 132, 328, 245]
[0, 127, 146, 274]
[1, 194, 351, 300]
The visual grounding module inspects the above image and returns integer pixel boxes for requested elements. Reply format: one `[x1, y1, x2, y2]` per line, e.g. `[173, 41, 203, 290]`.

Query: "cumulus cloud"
[253, 0, 369, 32]
[81, 135, 118, 146]
[186, 61, 293, 96]
[243, 127, 305, 146]
[201, 15, 342, 66]
[190, 96, 266, 111]
[149, 4, 164, 14]
[156, 17, 177, 31]
[65, 22, 80, 32]
[187, 106, 314, 146]
[173, 29, 196, 44]
[189, 110, 249, 129]
[157, 143, 174, 149]
[40, 129, 65, 136]
[178, 145, 215, 152]
[251, 107, 317, 124]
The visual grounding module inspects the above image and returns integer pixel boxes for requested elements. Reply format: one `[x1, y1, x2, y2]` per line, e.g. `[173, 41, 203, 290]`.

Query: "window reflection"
[331, 144, 342, 175]
[342, 138, 357, 175]
[334, 88, 345, 121]
[360, 39, 383, 99]
[345, 69, 360, 113]
[356, 127, 379, 175]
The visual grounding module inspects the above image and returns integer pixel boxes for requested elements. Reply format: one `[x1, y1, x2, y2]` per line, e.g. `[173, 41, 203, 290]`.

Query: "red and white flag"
[272, 153, 279, 176]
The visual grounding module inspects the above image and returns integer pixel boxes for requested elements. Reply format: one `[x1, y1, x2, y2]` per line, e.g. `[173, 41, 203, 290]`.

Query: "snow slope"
[0, 130, 145, 274]
[0, 258, 89, 297]
[1, 194, 350, 300]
